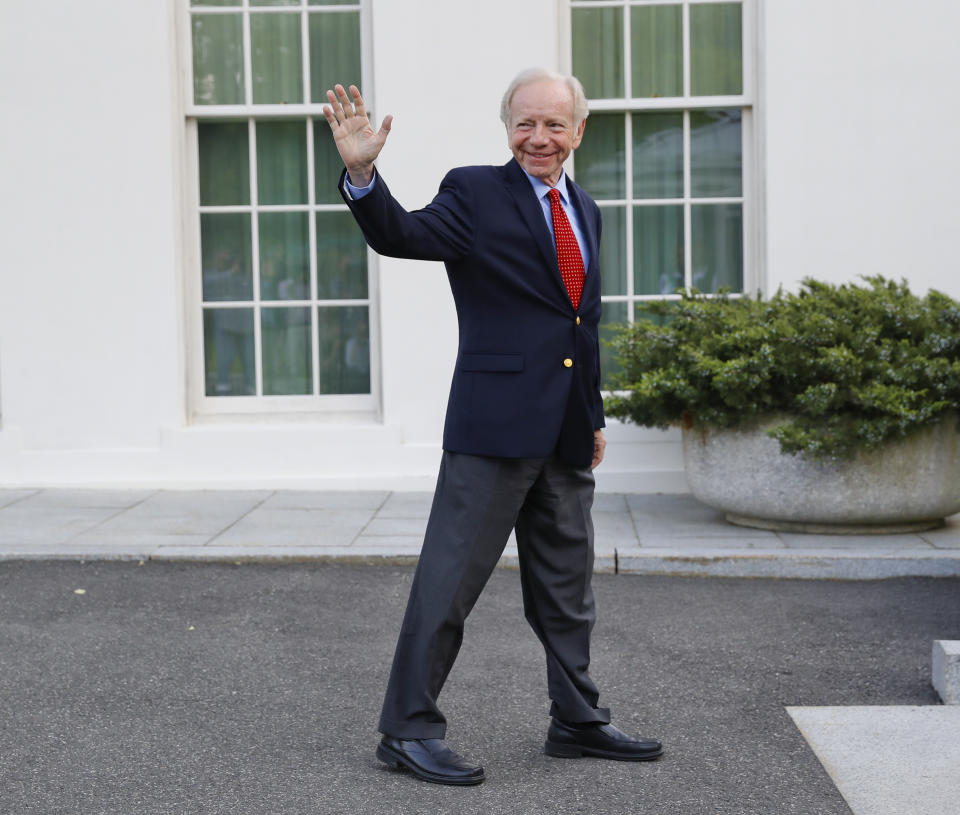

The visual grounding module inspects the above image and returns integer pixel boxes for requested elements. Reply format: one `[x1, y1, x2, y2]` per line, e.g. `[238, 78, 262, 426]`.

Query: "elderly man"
[323, 68, 662, 786]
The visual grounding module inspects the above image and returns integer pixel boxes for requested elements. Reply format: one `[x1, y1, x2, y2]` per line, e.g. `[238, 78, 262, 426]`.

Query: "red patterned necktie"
[547, 188, 585, 310]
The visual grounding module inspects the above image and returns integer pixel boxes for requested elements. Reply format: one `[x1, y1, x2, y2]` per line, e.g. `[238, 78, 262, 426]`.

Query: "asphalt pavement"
[1, 488, 959, 814]
[1, 559, 957, 815]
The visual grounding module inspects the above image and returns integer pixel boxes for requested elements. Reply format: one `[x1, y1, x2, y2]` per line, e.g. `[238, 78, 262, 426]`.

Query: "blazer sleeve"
[339, 167, 476, 262]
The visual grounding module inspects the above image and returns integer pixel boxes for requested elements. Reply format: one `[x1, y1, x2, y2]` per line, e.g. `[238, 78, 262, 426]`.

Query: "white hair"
[499, 68, 589, 127]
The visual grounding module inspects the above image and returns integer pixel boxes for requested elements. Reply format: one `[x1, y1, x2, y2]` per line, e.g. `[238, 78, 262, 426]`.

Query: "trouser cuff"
[549, 703, 611, 725]
[378, 715, 447, 740]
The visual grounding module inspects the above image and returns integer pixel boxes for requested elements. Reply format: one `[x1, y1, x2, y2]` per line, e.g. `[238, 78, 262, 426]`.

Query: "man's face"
[508, 79, 586, 187]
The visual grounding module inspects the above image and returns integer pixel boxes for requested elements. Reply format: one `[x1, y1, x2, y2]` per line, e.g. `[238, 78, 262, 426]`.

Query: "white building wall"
[0, 0, 955, 490]
[761, 0, 960, 298]
[0, 1, 187, 470]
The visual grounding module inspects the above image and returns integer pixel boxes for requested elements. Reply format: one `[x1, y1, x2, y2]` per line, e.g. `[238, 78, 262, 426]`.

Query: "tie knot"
[548, 188, 561, 204]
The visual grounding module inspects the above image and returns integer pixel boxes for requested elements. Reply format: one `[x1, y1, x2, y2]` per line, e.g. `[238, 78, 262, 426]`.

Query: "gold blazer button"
[563, 358, 573, 368]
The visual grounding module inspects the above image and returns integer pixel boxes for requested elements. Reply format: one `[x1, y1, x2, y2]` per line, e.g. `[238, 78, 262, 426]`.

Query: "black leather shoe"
[544, 719, 663, 761]
[376, 736, 485, 785]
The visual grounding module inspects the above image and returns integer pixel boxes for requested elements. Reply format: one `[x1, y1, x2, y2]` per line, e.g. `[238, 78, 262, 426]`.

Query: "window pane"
[309, 0, 358, 4]
[600, 301, 628, 389]
[575, 113, 625, 201]
[309, 12, 362, 103]
[634, 205, 683, 295]
[252, 0, 301, 6]
[201, 214, 253, 301]
[204, 308, 255, 395]
[316, 211, 367, 299]
[251, 12, 303, 104]
[262, 307, 312, 395]
[572, 8, 624, 99]
[256, 121, 307, 204]
[630, 5, 682, 98]
[599, 206, 626, 296]
[192, 1, 241, 6]
[318, 306, 370, 394]
[690, 3, 743, 96]
[690, 109, 742, 198]
[192, 14, 244, 105]
[259, 212, 310, 300]
[198, 122, 250, 205]
[632, 112, 683, 199]
[314, 117, 345, 204]
[692, 204, 742, 292]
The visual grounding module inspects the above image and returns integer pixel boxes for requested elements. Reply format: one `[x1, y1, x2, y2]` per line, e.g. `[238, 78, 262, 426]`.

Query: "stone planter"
[682, 413, 960, 533]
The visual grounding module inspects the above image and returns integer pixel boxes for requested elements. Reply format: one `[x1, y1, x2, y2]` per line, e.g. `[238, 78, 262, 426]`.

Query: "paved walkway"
[2, 488, 960, 579]
[789, 706, 960, 815]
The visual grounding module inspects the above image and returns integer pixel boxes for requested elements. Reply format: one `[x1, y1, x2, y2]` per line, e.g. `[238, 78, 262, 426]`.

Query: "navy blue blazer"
[340, 158, 605, 468]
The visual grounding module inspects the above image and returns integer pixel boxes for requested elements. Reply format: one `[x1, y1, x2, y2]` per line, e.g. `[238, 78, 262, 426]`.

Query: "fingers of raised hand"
[323, 84, 351, 122]
[349, 85, 367, 118]
[336, 84, 357, 116]
[322, 87, 343, 129]
[322, 99, 338, 129]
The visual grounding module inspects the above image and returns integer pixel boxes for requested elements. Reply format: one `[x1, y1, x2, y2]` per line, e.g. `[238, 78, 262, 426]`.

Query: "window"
[186, 0, 374, 411]
[569, 0, 752, 385]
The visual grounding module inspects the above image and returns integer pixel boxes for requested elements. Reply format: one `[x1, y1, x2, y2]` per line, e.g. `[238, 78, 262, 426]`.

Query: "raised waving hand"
[322, 84, 392, 187]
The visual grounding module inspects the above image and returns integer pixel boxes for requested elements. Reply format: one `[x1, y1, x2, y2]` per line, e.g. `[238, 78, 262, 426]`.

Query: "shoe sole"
[375, 743, 485, 786]
[544, 740, 664, 761]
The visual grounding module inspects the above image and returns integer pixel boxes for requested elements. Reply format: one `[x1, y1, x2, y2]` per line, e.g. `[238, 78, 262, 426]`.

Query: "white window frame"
[562, 0, 762, 322]
[180, 0, 380, 418]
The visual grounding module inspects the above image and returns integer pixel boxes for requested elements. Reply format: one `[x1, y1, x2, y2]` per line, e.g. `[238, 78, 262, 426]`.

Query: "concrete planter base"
[722, 512, 942, 535]
[682, 414, 960, 534]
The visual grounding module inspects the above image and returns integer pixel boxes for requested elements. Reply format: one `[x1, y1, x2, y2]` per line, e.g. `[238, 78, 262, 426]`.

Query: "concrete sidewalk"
[2, 488, 960, 579]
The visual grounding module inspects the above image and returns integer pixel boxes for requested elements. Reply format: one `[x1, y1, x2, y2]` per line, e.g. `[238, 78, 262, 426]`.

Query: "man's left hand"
[591, 430, 606, 470]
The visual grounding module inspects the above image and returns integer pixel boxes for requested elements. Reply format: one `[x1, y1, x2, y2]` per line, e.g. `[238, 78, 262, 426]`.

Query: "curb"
[1, 547, 959, 579]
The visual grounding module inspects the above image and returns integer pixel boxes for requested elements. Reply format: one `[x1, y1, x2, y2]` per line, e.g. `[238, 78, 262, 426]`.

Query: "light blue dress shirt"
[343, 166, 591, 272]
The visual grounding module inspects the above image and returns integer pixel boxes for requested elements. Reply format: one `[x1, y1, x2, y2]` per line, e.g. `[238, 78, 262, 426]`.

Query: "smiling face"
[507, 78, 586, 187]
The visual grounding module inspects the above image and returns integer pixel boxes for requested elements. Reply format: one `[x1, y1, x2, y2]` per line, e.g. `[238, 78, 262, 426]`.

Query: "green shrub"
[604, 277, 960, 461]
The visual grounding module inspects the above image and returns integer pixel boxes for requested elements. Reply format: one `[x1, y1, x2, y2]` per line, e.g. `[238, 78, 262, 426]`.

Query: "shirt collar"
[520, 167, 571, 205]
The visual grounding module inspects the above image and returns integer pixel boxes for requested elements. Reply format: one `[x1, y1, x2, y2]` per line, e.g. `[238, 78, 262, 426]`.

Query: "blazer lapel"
[503, 159, 564, 278]
[566, 177, 599, 277]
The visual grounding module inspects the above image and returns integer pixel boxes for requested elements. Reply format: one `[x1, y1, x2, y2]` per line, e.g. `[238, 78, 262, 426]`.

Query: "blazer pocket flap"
[460, 353, 524, 372]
